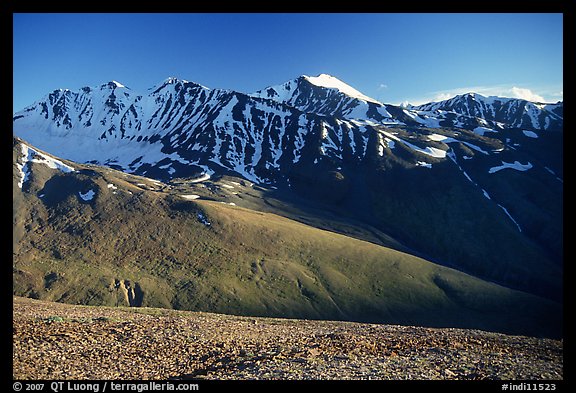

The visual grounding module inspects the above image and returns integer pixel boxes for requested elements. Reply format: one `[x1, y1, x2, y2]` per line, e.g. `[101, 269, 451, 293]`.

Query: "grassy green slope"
[12, 145, 561, 338]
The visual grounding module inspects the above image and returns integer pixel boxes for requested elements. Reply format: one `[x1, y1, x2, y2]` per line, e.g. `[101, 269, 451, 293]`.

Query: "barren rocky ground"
[13, 296, 562, 380]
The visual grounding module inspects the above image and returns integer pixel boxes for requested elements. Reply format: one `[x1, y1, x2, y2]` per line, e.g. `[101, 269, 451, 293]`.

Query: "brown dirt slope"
[13, 297, 562, 380]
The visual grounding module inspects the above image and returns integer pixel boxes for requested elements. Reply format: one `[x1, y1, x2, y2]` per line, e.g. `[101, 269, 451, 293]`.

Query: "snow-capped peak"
[164, 77, 180, 84]
[111, 80, 126, 88]
[149, 77, 210, 93]
[100, 81, 128, 90]
[303, 74, 381, 104]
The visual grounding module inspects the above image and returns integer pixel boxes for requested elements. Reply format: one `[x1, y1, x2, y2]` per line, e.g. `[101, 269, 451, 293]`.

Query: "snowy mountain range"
[410, 92, 563, 132]
[12, 74, 563, 185]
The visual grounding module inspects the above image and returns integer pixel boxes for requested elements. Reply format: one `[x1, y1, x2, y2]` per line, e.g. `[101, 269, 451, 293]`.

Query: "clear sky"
[13, 13, 563, 113]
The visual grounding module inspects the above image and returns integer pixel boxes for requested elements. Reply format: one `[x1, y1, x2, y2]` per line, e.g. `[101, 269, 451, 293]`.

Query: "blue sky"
[13, 13, 563, 112]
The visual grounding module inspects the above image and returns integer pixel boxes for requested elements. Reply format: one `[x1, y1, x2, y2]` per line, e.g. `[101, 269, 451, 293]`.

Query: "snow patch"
[405, 141, 447, 158]
[377, 133, 387, 156]
[16, 143, 75, 189]
[498, 204, 522, 232]
[189, 173, 211, 183]
[379, 129, 447, 158]
[78, 189, 96, 201]
[522, 130, 539, 138]
[403, 110, 440, 128]
[447, 150, 474, 184]
[544, 166, 563, 183]
[488, 161, 533, 174]
[180, 194, 200, 200]
[457, 141, 490, 155]
[427, 133, 449, 142]
[473, 126, 498, 136]
[292, 115, 308, 163]
[197, 212, 211, 226]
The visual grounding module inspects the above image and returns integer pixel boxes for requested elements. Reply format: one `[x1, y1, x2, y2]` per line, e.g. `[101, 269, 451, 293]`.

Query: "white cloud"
[432, 92, 455, 102]
[550, 90, 563, 101]
[377, 83, 388, 90]
[508, 87, 545, 102]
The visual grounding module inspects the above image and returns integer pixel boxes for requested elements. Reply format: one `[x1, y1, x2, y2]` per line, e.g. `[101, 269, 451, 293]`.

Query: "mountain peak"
[447, 92, 485, 101]
[150, 77, 210, 93]
[302, 74, 380, 104]
[100, 80, 128, 90]
[163, 76, 184, 85]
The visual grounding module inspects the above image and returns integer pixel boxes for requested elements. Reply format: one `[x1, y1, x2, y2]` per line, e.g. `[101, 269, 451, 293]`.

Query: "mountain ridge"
[13, 74, 563, 186]
[410, 92, 563, 132]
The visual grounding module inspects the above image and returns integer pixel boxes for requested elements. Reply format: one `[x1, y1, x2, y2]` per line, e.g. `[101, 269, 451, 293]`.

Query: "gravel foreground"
[13, 296, 563, 380]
